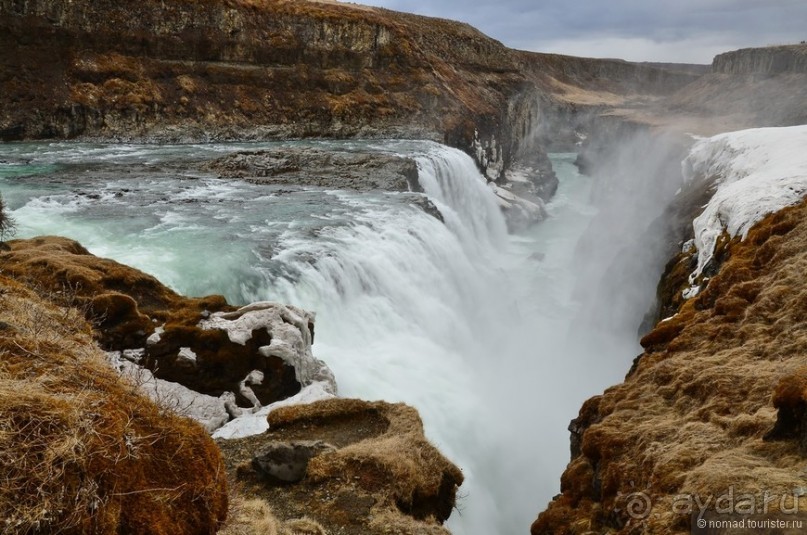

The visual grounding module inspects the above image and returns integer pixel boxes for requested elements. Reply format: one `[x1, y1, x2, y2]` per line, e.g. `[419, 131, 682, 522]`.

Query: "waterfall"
[3, 140, 660, 534]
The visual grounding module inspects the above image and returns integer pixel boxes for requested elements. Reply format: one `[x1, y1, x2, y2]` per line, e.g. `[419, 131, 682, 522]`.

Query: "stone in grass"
[252, 440, 336, 483]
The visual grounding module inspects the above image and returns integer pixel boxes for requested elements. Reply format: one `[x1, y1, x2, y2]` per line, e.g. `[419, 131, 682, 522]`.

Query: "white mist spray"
[3, 138, 685, 534]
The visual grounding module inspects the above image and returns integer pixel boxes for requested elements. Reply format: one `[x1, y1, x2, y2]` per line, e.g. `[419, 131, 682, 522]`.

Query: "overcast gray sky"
[355, 0, 807, 64]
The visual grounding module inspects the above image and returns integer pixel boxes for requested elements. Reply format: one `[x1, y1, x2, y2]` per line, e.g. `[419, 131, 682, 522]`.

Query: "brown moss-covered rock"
[765, 367, 807, 453]
[0, 273, 228, 534]
[534, 200, 807, 534]
[89, 291, 153, 348]
[0, 236, 300, 406]
[218, 398, 464, 535]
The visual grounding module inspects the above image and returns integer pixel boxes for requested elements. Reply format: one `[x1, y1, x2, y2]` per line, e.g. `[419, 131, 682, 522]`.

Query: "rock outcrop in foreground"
[0, 271, 228, 533]
[0, 235, 460, 533]
[218, 398, 463, 535]
[1, 238, 300, 404]
[534, 148, 807, 532]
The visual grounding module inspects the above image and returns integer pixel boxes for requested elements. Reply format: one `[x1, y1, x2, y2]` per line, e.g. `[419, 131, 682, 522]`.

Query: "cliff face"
[626, 45, 807, 135]
[0, 0, 531, 177]
[712, 44, 807, 75]
[545, 44, 807, 155]
[0, 0, 704, 197]
[535, 199, 807, 534]
[533, 127, 807, 533]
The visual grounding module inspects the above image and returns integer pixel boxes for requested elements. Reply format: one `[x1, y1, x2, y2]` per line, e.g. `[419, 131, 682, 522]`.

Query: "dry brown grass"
[279, 400, 463, 528]
[271, 399, 462, 500]
[220, 495, 280, 535]
[0, 274, 228, 534]
[535, 200, 807, 534]
[220, 493, 329, 535]
[219, 398, 462, 534]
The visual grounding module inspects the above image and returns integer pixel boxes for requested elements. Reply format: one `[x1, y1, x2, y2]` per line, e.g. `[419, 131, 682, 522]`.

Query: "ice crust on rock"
[200, 302, 338, 440]
[107, 302, 337, 437]
[107, 351, 230, 433]
[199, 301, 336, 389]
[682, 125, 807, 282]
[213, 382, 337, 439]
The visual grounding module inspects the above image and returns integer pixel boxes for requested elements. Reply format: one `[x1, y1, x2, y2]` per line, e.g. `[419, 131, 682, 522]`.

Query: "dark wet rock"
[252, 440, 337, 484]
[407, 194, 444, 223]
[205, 148, 420, 192]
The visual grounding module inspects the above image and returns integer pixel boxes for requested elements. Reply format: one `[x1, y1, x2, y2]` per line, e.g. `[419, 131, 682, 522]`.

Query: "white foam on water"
[2, 141, 640, 534]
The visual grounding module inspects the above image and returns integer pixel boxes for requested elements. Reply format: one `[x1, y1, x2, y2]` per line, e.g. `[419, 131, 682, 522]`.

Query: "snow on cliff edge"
[683, 125, 807, 282]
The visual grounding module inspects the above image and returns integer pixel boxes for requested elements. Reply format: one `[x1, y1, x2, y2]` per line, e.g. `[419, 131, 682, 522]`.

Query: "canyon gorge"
[2, 0, 807, 534]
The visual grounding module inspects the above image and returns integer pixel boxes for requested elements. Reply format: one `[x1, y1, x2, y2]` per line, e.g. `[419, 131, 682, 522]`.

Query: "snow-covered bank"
[683, 125, 807, 281]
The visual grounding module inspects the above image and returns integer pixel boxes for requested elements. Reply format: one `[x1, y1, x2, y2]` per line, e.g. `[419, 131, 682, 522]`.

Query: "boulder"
[252, 441, 337, 483]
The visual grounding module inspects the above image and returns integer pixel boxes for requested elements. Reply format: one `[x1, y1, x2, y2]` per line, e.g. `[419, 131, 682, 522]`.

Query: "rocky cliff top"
[0, 235, 459, 533]
[535, 196, 807, 535]
[713, 44, 807, 74]
[219, 398, 463, 534]
[0, 0, 700, 182]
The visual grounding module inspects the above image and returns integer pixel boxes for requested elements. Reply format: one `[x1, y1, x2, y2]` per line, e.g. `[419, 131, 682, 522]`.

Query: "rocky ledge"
[0, 234, 462, 533]
[0, 236, 336, 434]
[204, 147, 421, 192]
[202, 144, 551, 227]
[219, 398, 463, 534]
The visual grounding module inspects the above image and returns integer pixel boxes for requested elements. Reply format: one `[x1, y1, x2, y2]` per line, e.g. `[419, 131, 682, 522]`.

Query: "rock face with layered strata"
[205, 146, 421, 191]
[0, 0, 529, 174]
[0, 0, 702, 209]
[712, 44, 807, 75]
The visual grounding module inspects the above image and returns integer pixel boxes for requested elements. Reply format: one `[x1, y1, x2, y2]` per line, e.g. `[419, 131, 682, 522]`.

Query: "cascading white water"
[1, 139, 661, 534]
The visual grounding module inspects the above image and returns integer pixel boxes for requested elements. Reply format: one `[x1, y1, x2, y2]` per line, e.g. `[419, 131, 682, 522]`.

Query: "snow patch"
[107, 351, 229, 433]
[146, 325, 164, 347]
[682, 285, 701, 300]
[683, 125, 807, 282]
[177, 347, 197, 367]
[212, 381, 336, 440]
